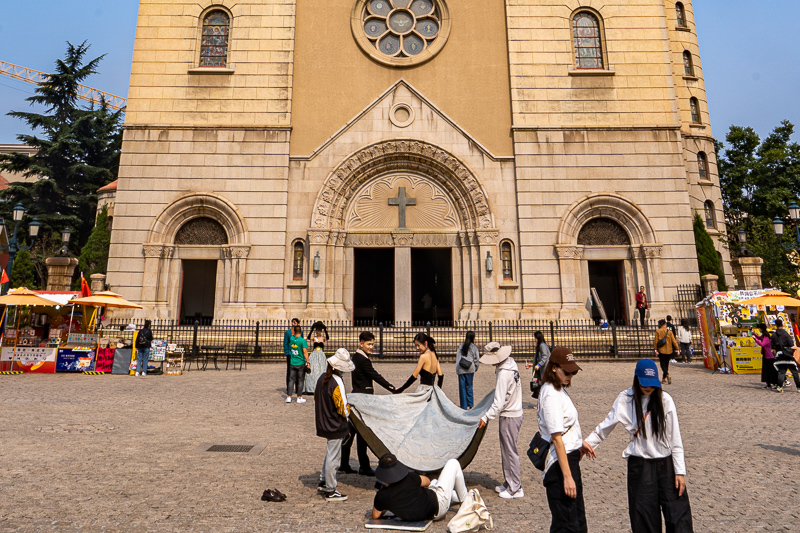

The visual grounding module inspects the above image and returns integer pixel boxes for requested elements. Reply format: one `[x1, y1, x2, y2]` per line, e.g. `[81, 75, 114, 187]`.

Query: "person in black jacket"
[339, 331, 395, 476]
[315, 348, 355, 501]
[771, 318, 800, 393]
[135, 320, 153, 377]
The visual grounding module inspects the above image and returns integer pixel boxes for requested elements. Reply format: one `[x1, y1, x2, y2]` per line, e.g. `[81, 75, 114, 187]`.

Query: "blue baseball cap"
[635, 359, 662, 388]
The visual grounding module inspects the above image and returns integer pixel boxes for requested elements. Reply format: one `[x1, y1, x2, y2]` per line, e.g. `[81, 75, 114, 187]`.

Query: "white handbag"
[446, 488, 493, 533]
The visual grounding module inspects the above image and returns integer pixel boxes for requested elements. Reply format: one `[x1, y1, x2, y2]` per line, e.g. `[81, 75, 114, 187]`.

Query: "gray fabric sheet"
[348, 385, 495, 472]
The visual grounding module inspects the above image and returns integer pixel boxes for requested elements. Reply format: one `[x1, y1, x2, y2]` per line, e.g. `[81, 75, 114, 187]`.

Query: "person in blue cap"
[583, 359, 694, 533]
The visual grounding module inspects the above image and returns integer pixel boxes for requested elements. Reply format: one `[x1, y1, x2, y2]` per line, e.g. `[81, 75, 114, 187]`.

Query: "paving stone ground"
[1, 359, 798, 532]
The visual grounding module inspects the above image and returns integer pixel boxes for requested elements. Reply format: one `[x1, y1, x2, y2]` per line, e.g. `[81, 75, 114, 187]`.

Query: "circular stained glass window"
[353, 0, 450, 66]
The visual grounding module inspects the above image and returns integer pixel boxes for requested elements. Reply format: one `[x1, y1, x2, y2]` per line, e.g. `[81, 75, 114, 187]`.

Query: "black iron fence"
[104, 318, 701, 362]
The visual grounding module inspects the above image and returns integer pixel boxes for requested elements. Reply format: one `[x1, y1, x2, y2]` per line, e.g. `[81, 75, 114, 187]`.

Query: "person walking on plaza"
[770, 318, 800, 393]
[304, 321, 329, 395]
[584, 359, 694, 533]
[371, 453, 468, 522]
[537, 347, 595, 532]
[477, 341, 524, 499]
[677, 319, 693, 363]
[635, 286, 649, 328]
[754, 324, 778, 390]
[394, 333, 444, 392]
[284, 317, 300, 392]
[654, 319, 679, 384]
[286, 325, 309, 403]
[532, 330, 551, 378]
[455, 330, 480, 410]
[135, 320, 153, 377]
[314, 348, 356, 502]
[340, 331, 395, 475]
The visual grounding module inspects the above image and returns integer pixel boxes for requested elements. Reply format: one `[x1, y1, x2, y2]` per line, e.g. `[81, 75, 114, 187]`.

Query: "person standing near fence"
[135, 320, 153, 377]
[635, 286, 649, 328]
[304, 321, 329, 396]
[286, 325, 309, 403]
[654, 320, 678, 385]
[455, 330, 480, 410]
[478, 342, 524, 499]
[584, 358, 694, 533]
[532, 330, 551, 379]
[284, 317, 300, 393]
[676, 319, 692, 364]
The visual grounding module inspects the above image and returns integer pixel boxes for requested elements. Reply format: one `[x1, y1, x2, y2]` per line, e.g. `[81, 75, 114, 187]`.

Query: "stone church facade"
[107, 0, 731, 323]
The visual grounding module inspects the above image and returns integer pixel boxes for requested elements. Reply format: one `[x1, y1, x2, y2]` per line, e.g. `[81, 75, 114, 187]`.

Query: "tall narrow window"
[200, 10, 230, 67]
[690, 97, 701, 123]
[676, 3, 687, 27]
[572, 12, 604, 69]
[501, 241, 513, 281]
[704, 201, 716, 229]
[292, 241, 304, 280]
[683, 51, 694, 76]
[697, 152, 709, 180]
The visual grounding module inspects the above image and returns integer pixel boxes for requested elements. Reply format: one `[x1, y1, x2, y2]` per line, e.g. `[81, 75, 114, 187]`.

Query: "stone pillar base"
[89, 273, 107, 294]
[731, 256, 764, 290]
[45, 256, 79, 291]
[701, 274, 719, 295]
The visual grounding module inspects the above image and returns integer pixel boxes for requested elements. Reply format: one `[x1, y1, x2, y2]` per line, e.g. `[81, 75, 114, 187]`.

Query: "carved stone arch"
[557, 193, 656, 246]
[147, 192, 248, 245]
[311, 140, 494, 231]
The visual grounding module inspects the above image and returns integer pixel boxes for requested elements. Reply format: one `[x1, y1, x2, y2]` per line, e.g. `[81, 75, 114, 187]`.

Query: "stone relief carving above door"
[346, 174, 459, 231]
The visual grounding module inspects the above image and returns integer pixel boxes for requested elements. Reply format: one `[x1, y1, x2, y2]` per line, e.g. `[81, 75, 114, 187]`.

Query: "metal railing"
[103, 318, 701, 362]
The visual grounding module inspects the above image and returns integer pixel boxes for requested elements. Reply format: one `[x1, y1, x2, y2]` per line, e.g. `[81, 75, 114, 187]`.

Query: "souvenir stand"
[0, 288, 63, 373]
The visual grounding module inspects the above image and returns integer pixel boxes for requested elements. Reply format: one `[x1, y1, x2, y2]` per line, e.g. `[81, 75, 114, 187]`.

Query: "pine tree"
[0, 41, 123, 262]
[77, 205, 111, 282]
[693, 213, 728, 291]
[10, 248, 37, 290]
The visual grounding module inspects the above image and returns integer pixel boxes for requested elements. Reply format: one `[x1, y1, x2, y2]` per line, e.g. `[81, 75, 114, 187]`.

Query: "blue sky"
[0, 1, 797, 146]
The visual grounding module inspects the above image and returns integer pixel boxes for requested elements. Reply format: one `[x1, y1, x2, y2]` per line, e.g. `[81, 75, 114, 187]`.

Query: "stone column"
[701, 274, 719, 295]
[555, 244, 586, 319]
[89, 273, 107, 294]
[306, 230, 330, 313]
[731, 256, 764, 290]
[45, 256, 79, 291]
[476, 230, 499, 313]
[393, 232, 413, 323]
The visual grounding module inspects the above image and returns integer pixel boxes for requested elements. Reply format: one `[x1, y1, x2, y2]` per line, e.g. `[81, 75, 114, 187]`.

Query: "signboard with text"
[0, 347, 58, 373]
[56, 348, 96, 372]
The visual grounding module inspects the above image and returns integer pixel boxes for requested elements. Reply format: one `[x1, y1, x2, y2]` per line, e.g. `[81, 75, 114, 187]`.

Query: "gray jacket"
[456, 342, 480, 375]
[535, 342, 551, 371]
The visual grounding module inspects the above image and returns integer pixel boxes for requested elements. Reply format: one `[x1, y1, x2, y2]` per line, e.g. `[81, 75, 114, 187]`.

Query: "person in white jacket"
[677, 319, 693, 363]
[478, 342, 523, 499]
[584, 358, 694, 533]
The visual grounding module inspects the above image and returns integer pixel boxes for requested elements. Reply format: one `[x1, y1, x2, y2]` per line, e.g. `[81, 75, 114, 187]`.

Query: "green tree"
[693, 213, 728, 291]
[76, 205, 111, 285]
[0, 41, 123, 276]
[10, 248, 38, 290]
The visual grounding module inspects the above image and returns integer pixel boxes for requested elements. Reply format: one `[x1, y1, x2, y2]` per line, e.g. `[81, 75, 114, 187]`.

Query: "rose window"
[354, 0, 450, 66]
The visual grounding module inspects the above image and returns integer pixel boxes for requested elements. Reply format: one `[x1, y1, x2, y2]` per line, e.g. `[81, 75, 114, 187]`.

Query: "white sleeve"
[585, 393, 623, 449]
[665, 395, 686, 475]
[541, 390, 566, 435]
[482, 372, 508, 422]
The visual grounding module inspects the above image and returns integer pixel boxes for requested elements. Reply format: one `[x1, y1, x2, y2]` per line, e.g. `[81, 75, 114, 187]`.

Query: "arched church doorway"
[579, 217, 631, 324]
[174, 216, 228, 324]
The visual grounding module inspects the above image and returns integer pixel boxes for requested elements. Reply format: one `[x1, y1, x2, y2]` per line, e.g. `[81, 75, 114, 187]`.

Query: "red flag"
[80, 273, 92, 298]
[0, 269, 8, 285]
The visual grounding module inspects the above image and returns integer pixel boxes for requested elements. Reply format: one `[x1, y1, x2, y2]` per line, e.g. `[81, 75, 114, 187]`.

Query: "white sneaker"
[499, 489, 524, 499]
[141, 372, 146, 376]
[285, 397, 292, 403]
[297, 398, 307, 404]
[669, 359, 677, 364]
[135, 372, 140, 376]
[494, 485, 505, 493]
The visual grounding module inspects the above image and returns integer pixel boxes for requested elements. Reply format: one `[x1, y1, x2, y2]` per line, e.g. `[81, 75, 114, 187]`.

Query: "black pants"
[543, 450, 587, 533]
[638, 307, 646, 328]
[658, 354, 671, 379]
[776, 360, 800, 389]
[285, 354, 291, 391]
[679, 343, 691, 363]
[627, 456, 693, 533]
[340, 422, 370, 470]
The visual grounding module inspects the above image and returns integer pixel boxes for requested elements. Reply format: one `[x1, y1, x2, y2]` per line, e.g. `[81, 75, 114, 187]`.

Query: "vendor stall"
[0, 288, 63, 373]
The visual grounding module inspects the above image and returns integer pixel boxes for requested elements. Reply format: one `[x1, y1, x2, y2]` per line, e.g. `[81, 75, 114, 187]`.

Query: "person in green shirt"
[287, 325, 310, 403]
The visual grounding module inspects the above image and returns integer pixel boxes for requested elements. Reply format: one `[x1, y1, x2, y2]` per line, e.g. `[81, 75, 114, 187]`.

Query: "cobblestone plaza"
[1, 361, 796, 532]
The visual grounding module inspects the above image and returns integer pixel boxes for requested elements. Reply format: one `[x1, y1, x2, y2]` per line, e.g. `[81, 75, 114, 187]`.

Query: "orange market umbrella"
[69, 291, 143, 309]
[0, 287, 61, 307]
[738, 292, 800, 308]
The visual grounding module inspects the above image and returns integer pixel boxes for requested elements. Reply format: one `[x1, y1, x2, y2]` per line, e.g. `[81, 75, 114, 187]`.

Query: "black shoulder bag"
[527, 424, 572, 471]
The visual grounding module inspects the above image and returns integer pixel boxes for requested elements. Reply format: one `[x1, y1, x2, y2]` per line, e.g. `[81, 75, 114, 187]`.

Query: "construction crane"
[0, 60, 126, 111]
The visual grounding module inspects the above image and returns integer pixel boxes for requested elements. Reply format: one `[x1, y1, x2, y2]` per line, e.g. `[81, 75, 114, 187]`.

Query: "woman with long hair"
[455, 330, 480, 409]
[754, 323, 778, 390]
[394, 333, 443, 393]
[532, 330, 551, 380]
[584, 359, 694, 532]
[537, 347, 595, 532]
[304, 321, 330, 395]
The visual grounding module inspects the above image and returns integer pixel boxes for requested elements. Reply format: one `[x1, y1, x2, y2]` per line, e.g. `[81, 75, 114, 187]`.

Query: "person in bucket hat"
[314, 348, 355, 502]
[584, 358, 694, 532]
[371, 453, 468, 522]
[478, 342, 524, 499]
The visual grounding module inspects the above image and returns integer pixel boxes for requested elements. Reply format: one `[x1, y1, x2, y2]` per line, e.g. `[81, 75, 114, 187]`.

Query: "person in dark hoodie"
[339, 331, 395, 476]
[315, 348, 355, 501]
[771, 318, 800, 393]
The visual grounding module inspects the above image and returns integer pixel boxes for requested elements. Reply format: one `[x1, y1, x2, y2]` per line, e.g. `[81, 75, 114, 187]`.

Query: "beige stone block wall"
[126, 0, 295, 128]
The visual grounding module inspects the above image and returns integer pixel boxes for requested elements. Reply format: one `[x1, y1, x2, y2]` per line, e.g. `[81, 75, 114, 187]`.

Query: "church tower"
[107, 0, 730, 323]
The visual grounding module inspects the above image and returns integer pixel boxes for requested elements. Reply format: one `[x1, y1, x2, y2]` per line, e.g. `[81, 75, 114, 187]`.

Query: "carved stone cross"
[388, 187, 416, 230]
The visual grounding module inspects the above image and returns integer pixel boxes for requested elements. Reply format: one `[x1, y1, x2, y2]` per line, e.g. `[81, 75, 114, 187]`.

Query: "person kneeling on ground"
[372, 454, 467, 522]
[314, 348, 356, 502]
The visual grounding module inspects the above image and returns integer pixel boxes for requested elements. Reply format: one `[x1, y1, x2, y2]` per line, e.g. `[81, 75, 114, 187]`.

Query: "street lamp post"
[772, 201, 800, 250]
[0, 203, 41, 295]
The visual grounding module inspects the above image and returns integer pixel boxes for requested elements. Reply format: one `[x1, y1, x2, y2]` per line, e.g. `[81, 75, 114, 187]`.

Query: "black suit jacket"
[351, 349, 393, 394]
